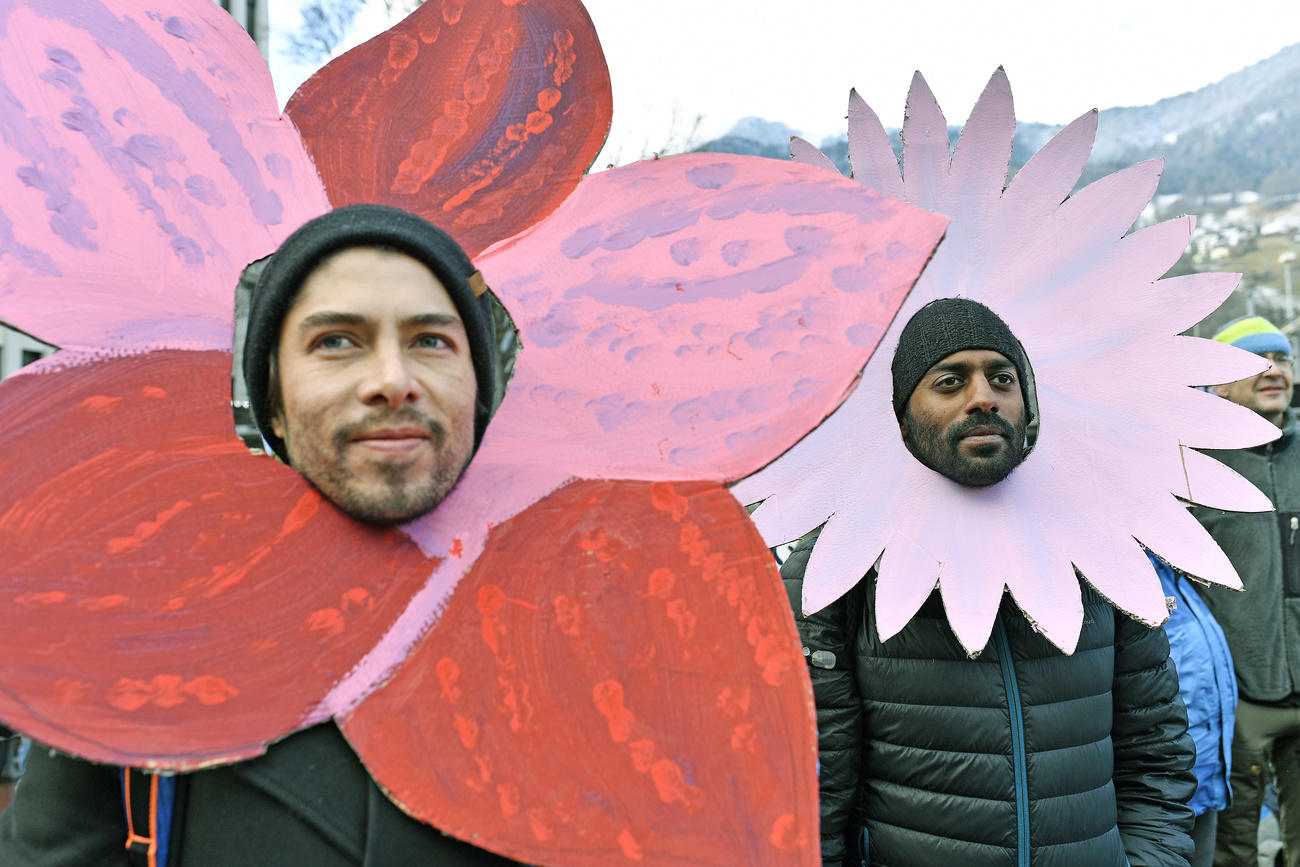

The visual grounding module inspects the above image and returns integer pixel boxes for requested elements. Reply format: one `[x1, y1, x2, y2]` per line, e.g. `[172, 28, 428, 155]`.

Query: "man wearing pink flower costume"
[0, 205, 517, 865]
[784, 298, 1197, 866]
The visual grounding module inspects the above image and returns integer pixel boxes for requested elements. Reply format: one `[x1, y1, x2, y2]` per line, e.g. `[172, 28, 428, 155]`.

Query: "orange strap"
[123, 770, 159, 867]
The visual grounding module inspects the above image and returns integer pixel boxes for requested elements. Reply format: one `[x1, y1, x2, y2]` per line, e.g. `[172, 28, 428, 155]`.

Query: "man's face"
[271, 247, 478, 524]
[900, 348, 1027, 487]
[1212, 350, 1293, 428]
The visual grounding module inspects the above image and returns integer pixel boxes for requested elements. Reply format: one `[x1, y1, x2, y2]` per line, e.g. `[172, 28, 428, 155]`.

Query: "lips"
[349, 427, 433, 457]
[350, 427, 431, 442]
[960, 425, 1007, 440]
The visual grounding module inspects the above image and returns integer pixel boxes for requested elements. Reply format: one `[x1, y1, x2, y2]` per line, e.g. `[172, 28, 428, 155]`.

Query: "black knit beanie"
[891, 298, 1029, 418]
[243, 204, 496, 461]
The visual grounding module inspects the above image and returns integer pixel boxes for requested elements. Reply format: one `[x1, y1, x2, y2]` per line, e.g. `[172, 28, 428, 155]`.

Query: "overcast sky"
[267, 0, 1298, 168]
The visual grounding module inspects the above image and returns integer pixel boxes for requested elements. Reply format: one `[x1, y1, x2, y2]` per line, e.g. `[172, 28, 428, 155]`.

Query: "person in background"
[1193, 315, 1300, 867]
[1149, 552, 1235, 867]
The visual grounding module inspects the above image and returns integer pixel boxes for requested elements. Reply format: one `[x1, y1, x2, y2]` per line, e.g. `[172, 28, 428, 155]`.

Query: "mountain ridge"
[695, 43, 1300, 196]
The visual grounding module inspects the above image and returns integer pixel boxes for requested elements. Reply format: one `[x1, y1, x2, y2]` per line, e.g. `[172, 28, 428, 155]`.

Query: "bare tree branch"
[281, 0, 367, 65]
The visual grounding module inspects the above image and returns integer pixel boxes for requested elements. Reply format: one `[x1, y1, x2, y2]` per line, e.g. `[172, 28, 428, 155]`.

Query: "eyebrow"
[926, 358, 1017, 376]
[297, 311, 465, 333]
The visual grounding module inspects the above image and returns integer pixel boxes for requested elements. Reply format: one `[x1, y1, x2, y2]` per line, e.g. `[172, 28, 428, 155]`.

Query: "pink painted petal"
[795, 446, 902, 615]
[1165, 336, 1268, 388]
[1004, 558, 1085, 656]
[343, 480, 818, 866]
[1163, 387, 1283, 451]
[0, 353, 437, 768]
[1053, 159, 1164, 251]
[789, 135, 840, 175]
[1002, 111, 1097, 213]
[1152, 272, 1243, 334]
[1132, 499, 1244, 591]
[0, 0, 329, 352]
[1072, 532, 1171, 627]
[899, 72, 949, 202]
[286, 0, 612, 259]
[479, 153, 948, 484]
[1179, 448, 1274, 513]
[872, 535, 938, 643]
[846, 89, 904, 201]
[945, 70, 1015, 224]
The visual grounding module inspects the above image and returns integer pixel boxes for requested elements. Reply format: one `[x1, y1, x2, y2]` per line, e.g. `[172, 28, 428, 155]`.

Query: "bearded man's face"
[901, 348, 1027, 487]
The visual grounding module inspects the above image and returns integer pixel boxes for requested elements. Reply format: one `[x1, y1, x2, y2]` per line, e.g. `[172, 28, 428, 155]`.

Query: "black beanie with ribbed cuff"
[243, 204, 496, 461]
[891, 297, 1029, 418]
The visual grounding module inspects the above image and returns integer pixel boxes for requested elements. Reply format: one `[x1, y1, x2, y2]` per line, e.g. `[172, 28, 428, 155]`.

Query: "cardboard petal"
[790, 135, 840, 175]
[478, 153, 948, 484]
[286, 0, 612, 259]
[1133, 499, 1245, 591]
[1073, 532, 1172, 628]
[846, 88, 905, 202]
[1002, 110, 1097, 213]
[900, 71, 949, 203]
[0, 352, 437, 767]
[946, 70, 1015, 225]
[343, 479, 817, 866]
[0, 0, 329, 352]
[1178, 447, 1273, 513]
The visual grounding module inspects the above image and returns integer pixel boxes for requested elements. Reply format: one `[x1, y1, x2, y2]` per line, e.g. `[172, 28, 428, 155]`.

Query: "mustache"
[333, 409, 446, 449]
[946, 412, 1017, 444]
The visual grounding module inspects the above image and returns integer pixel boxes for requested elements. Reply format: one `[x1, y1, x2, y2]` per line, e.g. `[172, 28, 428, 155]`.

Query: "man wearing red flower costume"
[0, 205, 518, 865]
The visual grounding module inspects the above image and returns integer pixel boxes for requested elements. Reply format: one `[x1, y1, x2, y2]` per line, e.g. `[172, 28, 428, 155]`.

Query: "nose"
[360, 343, 423, 408]
[965, 374, 1000, 415]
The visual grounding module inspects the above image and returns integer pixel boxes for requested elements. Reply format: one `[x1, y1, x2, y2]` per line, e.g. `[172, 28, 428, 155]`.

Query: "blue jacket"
[1150, 552, 1236, 815]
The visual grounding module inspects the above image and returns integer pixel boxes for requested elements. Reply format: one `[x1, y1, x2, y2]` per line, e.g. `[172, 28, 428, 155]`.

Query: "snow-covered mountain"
[696, 43, 1300, 196]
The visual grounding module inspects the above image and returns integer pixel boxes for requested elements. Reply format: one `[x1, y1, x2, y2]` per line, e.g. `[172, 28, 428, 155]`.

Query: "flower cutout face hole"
[231, 256, 271, 455]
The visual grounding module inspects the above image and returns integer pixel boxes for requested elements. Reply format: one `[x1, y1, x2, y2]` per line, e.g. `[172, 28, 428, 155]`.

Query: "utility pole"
[1283, 251, 1297, 323]
[214, 0, 269, 60]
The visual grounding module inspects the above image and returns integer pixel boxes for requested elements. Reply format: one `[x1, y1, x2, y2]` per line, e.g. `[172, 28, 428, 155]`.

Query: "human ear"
[1211, 384, 1230, 399]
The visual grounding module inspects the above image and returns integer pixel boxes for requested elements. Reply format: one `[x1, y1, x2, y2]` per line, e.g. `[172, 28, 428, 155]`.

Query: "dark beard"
[903, 409, 1026, 487]
[285, 408, 466, 526]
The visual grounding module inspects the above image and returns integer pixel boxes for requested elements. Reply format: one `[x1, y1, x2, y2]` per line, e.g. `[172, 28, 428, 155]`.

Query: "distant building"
[0, 325, 55, 381]
[214, 0, 269, 58]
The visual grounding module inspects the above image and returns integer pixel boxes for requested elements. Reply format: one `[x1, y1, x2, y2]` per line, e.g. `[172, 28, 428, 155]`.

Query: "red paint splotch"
[342, 479, 818, 865]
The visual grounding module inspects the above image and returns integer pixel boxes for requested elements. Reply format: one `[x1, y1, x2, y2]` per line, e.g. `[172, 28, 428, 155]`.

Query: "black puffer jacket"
[783, 529, 1196, 867]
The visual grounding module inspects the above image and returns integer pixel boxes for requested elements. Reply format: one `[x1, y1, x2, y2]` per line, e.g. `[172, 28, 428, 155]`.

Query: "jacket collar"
[1256, 407, 1297, 454]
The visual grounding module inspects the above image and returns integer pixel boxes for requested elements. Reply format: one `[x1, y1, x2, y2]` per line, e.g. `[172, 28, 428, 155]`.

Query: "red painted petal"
[286, 0, 611, 259]
[0, 352, 437, 769]
[343, 479, 818, 866]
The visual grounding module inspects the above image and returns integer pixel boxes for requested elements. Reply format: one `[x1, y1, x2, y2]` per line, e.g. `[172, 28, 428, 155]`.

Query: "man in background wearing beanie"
[0, 205, 516, 865]
[784, 298, 1195, 866]
[1195, 316, 1300, 866]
